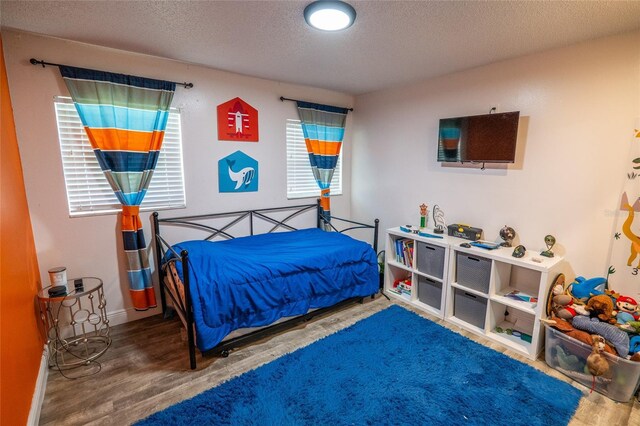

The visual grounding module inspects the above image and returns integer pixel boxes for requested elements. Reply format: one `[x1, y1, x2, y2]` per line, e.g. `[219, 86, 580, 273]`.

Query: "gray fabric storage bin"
[417, 276, 442, 310]
[456, 252, 491, 293]
[416, 242, 445, 279]
[453, 288, 487, 329]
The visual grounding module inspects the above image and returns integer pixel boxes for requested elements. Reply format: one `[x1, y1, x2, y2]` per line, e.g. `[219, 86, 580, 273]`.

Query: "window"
[54, 97, 186, 216]
[286, 119, 342, 199]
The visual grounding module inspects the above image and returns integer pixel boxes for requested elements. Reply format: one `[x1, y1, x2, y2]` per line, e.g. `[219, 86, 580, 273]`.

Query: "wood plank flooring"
[39, 297, 640, 425]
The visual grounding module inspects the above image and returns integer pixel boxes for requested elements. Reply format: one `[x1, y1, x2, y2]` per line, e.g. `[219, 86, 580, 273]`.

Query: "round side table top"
[38, 277, 103, 301]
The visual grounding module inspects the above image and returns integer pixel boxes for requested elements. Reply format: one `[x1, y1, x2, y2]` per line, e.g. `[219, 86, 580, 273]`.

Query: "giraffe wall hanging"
[608, 128, 640, 299]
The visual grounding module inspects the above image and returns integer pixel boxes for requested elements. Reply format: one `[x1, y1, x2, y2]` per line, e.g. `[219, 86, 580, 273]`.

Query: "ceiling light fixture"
[304, 1, 356, 31]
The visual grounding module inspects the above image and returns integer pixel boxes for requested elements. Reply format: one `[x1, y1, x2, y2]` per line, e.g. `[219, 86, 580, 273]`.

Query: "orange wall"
[1, 35, 45, 425]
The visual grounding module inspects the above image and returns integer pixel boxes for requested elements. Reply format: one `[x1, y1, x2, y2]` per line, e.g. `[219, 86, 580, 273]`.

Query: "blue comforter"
[165, 228, 378, 352]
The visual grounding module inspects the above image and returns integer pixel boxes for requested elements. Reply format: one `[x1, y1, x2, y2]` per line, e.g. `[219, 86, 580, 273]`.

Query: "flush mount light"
[304, 1, 356, 31]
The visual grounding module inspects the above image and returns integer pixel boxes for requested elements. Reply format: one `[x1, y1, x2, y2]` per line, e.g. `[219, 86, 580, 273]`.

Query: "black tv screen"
[437, 111, 520, 163]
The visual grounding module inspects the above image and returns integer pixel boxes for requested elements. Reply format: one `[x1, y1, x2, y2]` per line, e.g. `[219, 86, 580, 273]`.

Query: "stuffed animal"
[568, 276, 607, 302]
[553, 345, 582, 371]
[542, 317, 616, 354]
[587, 335, 610, 376]
[630, 335, 640, 356]
[545, 274, 588, 320]
[572, 315, 630, 356]
[621, 321, 640, 333]
[615, 295, 640, 324]
[605, 289, 622, 304]
[585, 294, 617, 324]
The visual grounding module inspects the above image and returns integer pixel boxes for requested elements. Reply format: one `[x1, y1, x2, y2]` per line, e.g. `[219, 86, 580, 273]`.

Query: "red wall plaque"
[217, 97, 259, 142]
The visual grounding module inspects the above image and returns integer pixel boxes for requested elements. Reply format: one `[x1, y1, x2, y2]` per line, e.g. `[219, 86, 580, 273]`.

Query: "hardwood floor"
[39, 297, 640, 425]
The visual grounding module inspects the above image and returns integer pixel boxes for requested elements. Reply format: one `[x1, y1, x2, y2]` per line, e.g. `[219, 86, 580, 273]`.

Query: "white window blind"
[54, 97, 186, 217]
[286, 119, 342, 199]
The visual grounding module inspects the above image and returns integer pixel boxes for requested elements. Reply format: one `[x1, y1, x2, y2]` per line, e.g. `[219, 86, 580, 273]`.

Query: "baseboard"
[107, 305, 161, 327]
[27, 345, 49, 426]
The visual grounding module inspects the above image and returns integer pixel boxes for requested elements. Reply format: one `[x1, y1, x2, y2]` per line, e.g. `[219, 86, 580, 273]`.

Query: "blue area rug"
[136, 305, 582, 426]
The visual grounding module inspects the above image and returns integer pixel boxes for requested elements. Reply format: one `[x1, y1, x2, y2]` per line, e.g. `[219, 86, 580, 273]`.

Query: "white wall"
[352, 31, 640, 287]
[3, 30, 354, 323]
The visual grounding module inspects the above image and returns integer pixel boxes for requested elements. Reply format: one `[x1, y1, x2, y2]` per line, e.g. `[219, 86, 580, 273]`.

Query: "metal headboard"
[151, 200, 379, 369]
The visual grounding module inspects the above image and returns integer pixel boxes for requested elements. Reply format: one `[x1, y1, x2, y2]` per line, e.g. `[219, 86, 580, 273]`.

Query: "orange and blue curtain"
[296, 101, 348, 231]
[60, 65, 175, 311]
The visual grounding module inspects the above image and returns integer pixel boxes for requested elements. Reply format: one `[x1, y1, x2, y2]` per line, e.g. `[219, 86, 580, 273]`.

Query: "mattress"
[163, 228, 378, 351]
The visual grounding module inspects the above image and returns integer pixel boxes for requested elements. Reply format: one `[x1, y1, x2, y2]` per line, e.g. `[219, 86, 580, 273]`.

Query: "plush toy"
[615, 296, 640, 324]
[572, 315, 630, 356]
[605, 289, 622, 304]
[553, 345, 582, 371]
[621, 321, 640, 333]
[630, 335, 640, 356]
[587, 335, 610, 376]
[568, 276, 607, 302]
[545, 274, 588, 320]
[585, 294, 617, 324]
[542, 317, 616, 354]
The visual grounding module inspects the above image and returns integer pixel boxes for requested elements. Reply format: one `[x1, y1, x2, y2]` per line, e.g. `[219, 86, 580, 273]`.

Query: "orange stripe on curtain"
[305, 139, 342, 156]
[130, 288, 157, 310]
[83, 127, 166, 152]
[122, 205, 142, 232]
[320, 188, 331, 211]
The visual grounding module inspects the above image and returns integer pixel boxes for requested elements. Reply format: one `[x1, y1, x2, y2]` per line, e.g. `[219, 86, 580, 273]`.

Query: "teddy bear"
[585, 294, 617, 324]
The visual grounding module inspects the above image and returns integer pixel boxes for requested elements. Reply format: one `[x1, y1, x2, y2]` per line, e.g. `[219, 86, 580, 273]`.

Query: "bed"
[153, 201, 380, 369]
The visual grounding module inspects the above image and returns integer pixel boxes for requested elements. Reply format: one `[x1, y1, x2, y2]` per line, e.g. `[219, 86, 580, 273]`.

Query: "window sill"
[287, 193, 343, 200]
[69, 204, 187, 218]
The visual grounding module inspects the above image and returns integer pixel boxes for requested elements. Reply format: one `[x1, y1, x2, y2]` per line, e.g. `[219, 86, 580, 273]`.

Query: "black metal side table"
[37, 277, 111, 370]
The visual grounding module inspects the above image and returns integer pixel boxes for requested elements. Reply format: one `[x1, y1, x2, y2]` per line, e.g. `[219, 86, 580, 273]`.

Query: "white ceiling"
[2, 1, 640, 95]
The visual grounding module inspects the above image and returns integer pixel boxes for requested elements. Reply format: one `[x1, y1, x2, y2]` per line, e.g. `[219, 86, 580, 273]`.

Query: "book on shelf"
[394, 238, 414, 268]
[503, 290, 537, 308]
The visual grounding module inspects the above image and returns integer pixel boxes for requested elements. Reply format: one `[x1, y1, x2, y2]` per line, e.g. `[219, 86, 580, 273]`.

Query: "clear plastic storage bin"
[545, 324, 640, 402]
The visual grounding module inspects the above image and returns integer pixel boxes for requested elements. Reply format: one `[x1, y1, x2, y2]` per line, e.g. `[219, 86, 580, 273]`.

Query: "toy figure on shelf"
[419, 203, 428, 229]
[540, 234, 556, 258]
[512, 244, 526, 258]
[499, 225, 516, 247]
[432, 204, 446, 234]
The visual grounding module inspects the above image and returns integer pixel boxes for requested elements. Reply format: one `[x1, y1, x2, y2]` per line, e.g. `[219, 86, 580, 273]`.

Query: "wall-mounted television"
[437, 111, 520, 163]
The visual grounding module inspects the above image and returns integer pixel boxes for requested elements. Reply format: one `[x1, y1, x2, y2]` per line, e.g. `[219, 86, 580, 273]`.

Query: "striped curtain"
[60, 66, 175, 311]
[296, 101, 348, 231]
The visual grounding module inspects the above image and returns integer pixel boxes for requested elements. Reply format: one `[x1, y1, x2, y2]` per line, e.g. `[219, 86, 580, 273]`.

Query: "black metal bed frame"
[152, 200, 379, 369]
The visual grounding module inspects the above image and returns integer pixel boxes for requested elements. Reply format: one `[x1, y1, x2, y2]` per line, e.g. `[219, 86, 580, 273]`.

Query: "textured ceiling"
[2, 1, 640, 95]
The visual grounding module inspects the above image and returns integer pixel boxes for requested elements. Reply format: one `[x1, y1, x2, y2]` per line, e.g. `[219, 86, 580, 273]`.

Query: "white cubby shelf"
[384, 226, 565, 360]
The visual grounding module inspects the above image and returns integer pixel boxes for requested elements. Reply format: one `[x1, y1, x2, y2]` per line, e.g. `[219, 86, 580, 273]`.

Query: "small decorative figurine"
[587, 335, 610, 377]
[512, 245, 526, 258]
[540, 234, 556, 258]
[432, 204, 446, 234]
[499, 225, 516, 247]
[419, 203, 428, 229]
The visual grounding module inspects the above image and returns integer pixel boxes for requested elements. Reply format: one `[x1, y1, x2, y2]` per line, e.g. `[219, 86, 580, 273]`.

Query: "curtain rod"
[30, 58, 194, 89]
[279, 96, 353, 112]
